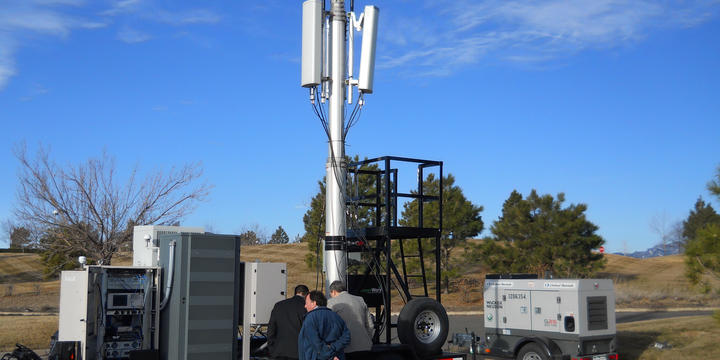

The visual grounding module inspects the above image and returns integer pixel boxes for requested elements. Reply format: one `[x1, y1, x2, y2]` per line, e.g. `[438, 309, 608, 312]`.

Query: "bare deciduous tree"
[650, 211, 671, 256]
[13, 145, 210, 264]
[237, 223, 268, 245]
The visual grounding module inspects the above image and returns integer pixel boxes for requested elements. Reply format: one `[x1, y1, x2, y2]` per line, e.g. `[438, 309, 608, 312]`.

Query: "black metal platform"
[347, 226, 440, 241]
[345, 156, 444, 345]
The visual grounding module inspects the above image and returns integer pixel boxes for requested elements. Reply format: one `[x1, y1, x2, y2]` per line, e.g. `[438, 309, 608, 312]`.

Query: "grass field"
[0, 315, 57, 354]
[2, 246, 719, 313]
[2, 246, 719, 356]
[2, 314, 719, 358]
[616, 315, 720, 359]
[600, 254, 719, 308]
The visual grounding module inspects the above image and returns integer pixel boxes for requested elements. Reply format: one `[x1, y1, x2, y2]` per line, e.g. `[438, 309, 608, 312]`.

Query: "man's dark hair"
[294, 284, 309, 296]
[307, 290, 327, 307]
[329, 280, 346, 293]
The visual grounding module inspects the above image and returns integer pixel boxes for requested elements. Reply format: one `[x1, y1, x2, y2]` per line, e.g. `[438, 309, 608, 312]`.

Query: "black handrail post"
[392, 169, 398, 226]
[418, 165, 424, 228]
[437, 163, 443, 303]
[375, 171, 381, 226]
[384, 157, 392, 344]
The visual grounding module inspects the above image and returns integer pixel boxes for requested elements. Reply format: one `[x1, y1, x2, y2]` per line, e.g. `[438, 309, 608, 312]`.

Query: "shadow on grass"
[617, 330, 660, 360]
[0, 271, 44, 283]
[597, 272, 639, 283]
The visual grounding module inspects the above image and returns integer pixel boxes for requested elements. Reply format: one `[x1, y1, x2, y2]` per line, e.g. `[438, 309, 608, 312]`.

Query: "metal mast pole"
[324, 0, 347, 292]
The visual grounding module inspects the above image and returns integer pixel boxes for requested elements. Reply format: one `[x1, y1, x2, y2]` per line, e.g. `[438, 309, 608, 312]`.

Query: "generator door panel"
[531, 290, 561, 332]
[499, 290, 530, 330]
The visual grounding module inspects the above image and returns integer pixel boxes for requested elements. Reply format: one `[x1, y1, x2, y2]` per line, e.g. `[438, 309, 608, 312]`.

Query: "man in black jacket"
[267, 284, 309, 360]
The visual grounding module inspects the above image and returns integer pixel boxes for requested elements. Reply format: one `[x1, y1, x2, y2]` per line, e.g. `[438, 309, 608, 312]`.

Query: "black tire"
[516, 343, 549, 360]
[397, 298, 449, 356]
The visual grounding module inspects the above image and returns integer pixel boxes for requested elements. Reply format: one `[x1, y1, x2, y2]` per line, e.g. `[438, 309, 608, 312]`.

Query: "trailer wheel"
[517, 343, 548, 360]
[397, 298, 449, 356]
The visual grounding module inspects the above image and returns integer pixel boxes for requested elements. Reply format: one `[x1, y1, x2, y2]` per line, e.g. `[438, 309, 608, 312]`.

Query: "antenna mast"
[325, 0, 348, 291]
[302, 0, 379, 292]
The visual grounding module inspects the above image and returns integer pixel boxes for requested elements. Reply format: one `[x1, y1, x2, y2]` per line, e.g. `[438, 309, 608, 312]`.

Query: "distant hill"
[612, 242, 682, 258]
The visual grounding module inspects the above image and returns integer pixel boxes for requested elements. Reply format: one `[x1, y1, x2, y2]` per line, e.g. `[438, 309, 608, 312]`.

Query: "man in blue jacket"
[298, 290, 351, 360]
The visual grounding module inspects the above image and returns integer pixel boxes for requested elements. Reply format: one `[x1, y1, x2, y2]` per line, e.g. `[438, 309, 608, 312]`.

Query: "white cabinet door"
[59, 270, 88, 341]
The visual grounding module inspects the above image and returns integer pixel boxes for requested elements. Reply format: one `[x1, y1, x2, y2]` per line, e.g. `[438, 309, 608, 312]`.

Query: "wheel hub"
[414, 310, 441, 344]
[522, 351, 543, 360]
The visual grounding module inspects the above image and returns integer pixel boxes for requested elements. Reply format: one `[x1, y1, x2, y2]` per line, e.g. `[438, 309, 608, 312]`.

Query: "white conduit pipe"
[159, 240, 176, 311]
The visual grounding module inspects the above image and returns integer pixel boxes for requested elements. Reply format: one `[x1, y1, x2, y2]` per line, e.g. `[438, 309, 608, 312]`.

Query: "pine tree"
[269, 226, 290, 244]
[399, 173, 484, 294]
[681, 197, 720, 249]
[684, 165, 720, 298]
[478, 190, 605, 278]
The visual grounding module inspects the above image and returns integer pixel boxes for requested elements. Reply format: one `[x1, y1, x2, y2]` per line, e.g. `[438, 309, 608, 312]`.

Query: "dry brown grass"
[241, 243, 321, 294]
[0, 252, 134, 312]
[2, 246, 717, 313]
[616, 315, 720, 359]
[0, 253, 45, 283]
[600, 254, 719, 308]
[0, 315, 57, 353]
[2, 246, 719, 356]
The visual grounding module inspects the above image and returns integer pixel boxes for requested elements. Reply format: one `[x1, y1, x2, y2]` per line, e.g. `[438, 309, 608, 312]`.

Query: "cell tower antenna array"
[301, 0, 379, 292]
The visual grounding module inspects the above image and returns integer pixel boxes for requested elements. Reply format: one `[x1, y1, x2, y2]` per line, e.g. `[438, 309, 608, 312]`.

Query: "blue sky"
[1, 0, 719, 253]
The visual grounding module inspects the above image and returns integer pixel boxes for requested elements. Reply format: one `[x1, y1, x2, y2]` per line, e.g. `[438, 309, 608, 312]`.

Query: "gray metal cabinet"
[158, 233, 242, 360]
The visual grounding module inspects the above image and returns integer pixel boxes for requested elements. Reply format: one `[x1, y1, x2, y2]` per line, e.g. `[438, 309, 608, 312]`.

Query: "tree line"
[236, 225, 295, 246]
[300, 156, 607, 293]
[13, 146, 714, 298]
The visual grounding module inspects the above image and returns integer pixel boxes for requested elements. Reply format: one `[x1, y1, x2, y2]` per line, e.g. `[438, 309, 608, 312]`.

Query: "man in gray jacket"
[327, 281, 374, 359]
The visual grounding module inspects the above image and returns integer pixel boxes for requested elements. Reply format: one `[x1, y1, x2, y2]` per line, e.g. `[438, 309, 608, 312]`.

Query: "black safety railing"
[345, 156, 443, 344]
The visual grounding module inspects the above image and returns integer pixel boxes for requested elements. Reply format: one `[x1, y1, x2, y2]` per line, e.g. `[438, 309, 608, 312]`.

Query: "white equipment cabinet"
[59, 271, 89, 342]
[240, 262, 287, 360]
[132, 225, 204, 267]
[58, 266, 160, 360]
[245, 262, 287, 324]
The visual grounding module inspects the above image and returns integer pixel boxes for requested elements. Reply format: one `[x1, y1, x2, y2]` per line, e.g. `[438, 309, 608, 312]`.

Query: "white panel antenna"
[299, 1, 380, 291]
[301, 0, 323, 87]
[358, 5, 379, 94]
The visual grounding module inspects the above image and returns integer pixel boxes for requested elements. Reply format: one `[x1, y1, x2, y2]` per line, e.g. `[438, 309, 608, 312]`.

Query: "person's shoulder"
[328, 309, 346, 325]
[307, 307, 331, 319]
[275, 296, 299, 307]
[318, 307, 341, 318]
[348, 292, 366, 304]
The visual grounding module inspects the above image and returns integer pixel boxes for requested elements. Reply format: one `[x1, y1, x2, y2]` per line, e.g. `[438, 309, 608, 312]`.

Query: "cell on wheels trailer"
[482, 275, 618, 360]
